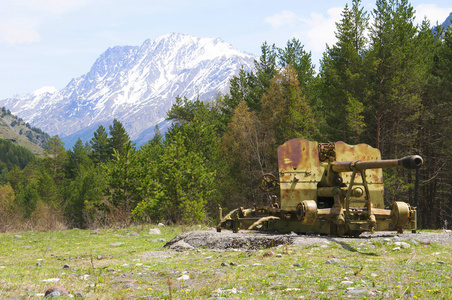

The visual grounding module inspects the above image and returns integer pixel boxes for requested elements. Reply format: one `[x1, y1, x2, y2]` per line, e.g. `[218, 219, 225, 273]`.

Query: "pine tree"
[278, 38, 315, 92]
[90, 125, 109, 164]
[44, 135, 67, 184]
[319, 0, 368, 142]
[416, 22, 452, 228]
[366, 0, 421, 156]
[261, 65, 315, 146]
[108, 118, 130, 157]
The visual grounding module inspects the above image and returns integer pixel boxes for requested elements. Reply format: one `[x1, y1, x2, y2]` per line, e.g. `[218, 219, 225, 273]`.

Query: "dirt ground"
[164, 229, 452, 250]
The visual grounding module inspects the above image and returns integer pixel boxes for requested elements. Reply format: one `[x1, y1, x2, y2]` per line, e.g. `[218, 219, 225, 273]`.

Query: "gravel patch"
[163, 229, 452, 250]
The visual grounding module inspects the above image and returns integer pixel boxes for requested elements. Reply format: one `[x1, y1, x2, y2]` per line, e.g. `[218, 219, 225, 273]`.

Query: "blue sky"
[0, 0, 451, 99]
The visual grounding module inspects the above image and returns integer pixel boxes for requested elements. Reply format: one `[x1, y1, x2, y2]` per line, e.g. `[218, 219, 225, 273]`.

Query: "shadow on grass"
[327, 238, 380, 256]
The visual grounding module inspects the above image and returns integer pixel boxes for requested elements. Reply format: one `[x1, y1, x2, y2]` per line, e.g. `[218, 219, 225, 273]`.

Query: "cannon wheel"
[258, 173, 279, 192]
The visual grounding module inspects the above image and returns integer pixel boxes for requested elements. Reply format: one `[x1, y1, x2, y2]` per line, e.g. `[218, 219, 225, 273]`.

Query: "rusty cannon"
[216, 138, 423, 236]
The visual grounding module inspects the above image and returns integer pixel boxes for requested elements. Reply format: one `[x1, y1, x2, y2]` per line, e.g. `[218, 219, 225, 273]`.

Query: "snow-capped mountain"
[0, 33, 255, 147]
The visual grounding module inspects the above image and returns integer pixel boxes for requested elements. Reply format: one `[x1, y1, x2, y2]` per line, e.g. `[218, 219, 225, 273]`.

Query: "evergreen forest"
[0, 0, 450, 231]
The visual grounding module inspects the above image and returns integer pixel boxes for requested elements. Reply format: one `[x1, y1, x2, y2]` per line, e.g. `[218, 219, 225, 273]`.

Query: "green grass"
[0, 226, 450, 299]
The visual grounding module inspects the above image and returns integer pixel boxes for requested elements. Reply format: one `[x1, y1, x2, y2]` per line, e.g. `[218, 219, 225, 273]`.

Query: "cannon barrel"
[332, 155, 423, 173]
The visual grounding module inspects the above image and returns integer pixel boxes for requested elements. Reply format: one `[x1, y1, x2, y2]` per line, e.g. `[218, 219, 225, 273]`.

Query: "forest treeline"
[0, 0, 450, 231]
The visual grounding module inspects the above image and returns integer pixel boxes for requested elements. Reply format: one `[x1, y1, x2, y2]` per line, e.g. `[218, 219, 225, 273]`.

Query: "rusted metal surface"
[217, 138, 422, 236]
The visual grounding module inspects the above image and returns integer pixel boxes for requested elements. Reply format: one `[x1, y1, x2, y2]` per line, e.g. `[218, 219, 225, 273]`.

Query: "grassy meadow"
[0, 225, 450, 299]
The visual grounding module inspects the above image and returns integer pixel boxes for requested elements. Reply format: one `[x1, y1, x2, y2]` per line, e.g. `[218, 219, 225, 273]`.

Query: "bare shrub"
[28, 200, 67, 231]
[0, 183, 23, 232]
[84, 198, 133, 229]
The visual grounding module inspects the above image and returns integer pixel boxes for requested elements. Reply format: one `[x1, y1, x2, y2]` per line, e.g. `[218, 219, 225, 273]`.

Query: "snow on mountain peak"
[0, 33, 256, 147]
[33, 86, 58, 96]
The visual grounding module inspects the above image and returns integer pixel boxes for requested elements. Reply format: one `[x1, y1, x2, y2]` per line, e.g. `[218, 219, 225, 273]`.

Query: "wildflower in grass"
[148, 288, 152, 291]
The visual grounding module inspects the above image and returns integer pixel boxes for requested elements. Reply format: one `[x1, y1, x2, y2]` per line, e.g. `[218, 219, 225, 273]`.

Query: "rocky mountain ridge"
[0, 33, 255, 147]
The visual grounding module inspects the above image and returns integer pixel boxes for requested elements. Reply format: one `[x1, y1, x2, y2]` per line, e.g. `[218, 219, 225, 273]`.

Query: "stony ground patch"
[0, 227, 450, 299]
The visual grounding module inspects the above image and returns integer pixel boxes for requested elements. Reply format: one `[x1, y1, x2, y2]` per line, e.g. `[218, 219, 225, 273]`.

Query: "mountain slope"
[0, 33, 255, 147]
[442, 12, 452, 29]
[0, 107, 48, 155]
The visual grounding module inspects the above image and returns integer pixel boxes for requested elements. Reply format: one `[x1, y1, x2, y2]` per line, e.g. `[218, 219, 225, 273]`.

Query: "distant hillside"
[442, 12, 452, 29]
[0, 107, 49, 156]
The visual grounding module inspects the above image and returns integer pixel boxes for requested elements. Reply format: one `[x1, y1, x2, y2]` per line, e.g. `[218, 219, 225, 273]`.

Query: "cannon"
[216, 139, 423, 236]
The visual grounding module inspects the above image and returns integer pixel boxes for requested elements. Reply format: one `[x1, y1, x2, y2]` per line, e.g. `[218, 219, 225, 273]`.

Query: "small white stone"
[177, 274, 190, 281]
[401, 242, 411, 249]
[392, 247, 401, 251]
[42, 278, 60, 282]
[341, 280, 354, 285]
[148, 228, 161, 235]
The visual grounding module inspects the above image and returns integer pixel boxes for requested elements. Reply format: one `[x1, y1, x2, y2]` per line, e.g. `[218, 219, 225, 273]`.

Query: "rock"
[229, 262, 236, 266]
[393, 236, 401, 241]
[339, 265, 350, 268]
[158, 223, 165, 227]
[293, 263, 301, 267]
[275, 253, 282, 257]
[401, 242, 411, 249]
[44, 291, 60, 298]
[340, 280, 354, 285]
[90, 230, 100, 235]
[153, 238, 166, 242]
[213, 287, 237, 295]
[263, 250, 275, 257]
[36, 262, 41, 267]
[168, 240, 193, 250]
[74, 292, 83, 298]
[42, 278, 60, 283]
[409, 239, 419, 246]
[14, 235, 22, 238]
[220, 262, 229, 267]
[130, 232, 139, 236]
[123, 283, 134, 289]
[326, 258, 341, 264]
[148, 228, 161, 235]
[63, 263, 70, 269]
[382, 238, 391, 243]
[110, 242, 125, 246]
[177, 274, 190, 281]
[392, 247, 401, 251]
[44, 286, 68, 298]
[346, 288, 367, 295]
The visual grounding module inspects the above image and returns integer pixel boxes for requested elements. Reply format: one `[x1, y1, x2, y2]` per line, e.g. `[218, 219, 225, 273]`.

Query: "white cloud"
[301, 7, 342, 52]
[265, 10, 299, 28]
[414, 4, 452, 25]
[0, 19, 40, 45]
[0, 0, 88, 45]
